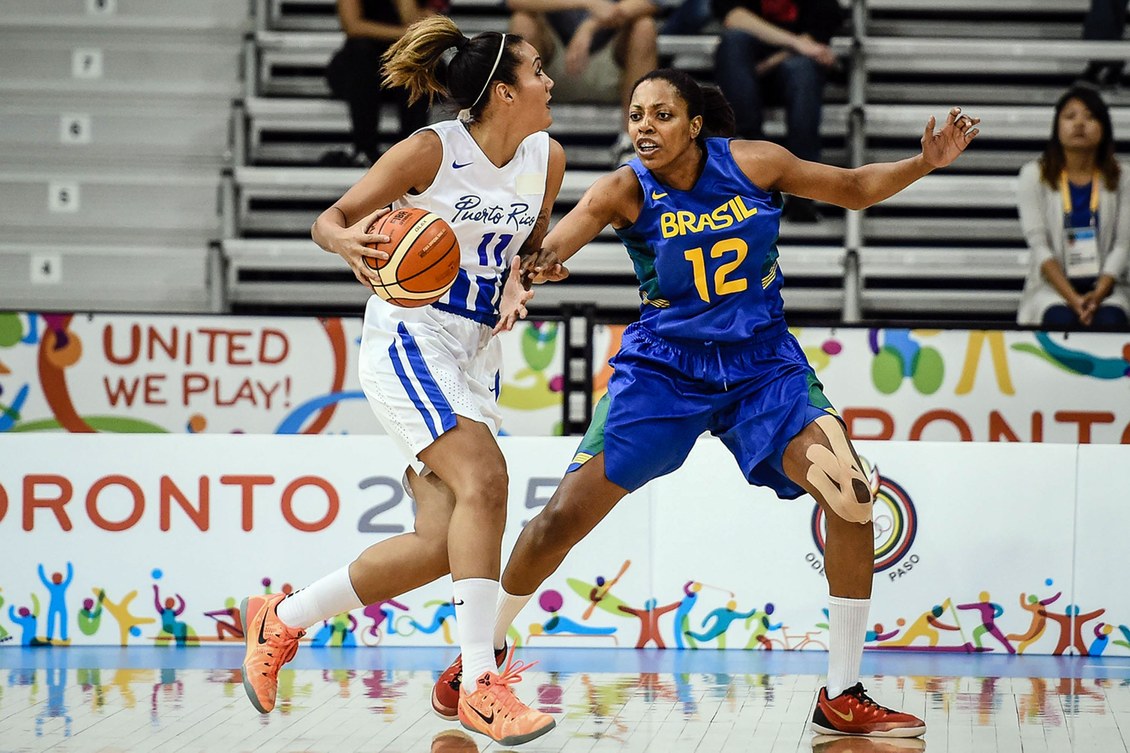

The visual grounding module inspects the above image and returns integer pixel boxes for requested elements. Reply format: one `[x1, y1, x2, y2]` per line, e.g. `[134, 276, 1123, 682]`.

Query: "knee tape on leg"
[804, 415, 875, 524]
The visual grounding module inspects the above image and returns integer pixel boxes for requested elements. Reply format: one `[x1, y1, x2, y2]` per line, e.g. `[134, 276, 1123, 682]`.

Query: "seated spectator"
[711, 0, 843, 222]
[1080, 0, 1128, 88]
[1017, 86, 1130, 330]
[508, 0, 659, 166]
[320, 0, 448, 166]
[658, 0, 713, 35]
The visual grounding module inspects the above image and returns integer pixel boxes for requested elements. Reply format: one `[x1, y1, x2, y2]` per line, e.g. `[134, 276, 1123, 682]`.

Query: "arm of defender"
[523, 166, 642, 280]
[734, 107, 979, 210]
[494, 140, 567, 333]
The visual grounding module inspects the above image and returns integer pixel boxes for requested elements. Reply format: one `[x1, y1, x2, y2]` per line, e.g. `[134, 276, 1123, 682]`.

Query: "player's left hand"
[494, 256, 535, 335]
[520, 248, 569, 287]
[921, 107, 980, 168]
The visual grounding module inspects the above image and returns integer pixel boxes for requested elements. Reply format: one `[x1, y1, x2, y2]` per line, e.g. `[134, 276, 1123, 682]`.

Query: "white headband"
[470, 33, 506, 110]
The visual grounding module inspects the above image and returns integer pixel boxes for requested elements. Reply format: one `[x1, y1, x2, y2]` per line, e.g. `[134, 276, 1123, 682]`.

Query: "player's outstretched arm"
[736, 106, 979, 211]
[516, 139, 567, 288]
[523, 166, 642, 281]
[310, 130, 442, 287]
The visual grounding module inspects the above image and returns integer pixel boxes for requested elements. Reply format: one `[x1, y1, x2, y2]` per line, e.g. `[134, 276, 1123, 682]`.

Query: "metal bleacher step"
[241, 98, 852, 166]
[220, 238, 849, 311]
[0, 28, 242, 98]
[3, 0, 250, 31]
[0, 242, 214, 313]
[0, 167, 222, 240]
[0, 95, 232, 169]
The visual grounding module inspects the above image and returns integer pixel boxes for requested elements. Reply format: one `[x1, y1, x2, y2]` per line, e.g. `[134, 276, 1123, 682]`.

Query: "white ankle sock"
[493, 589, 534, 650]
[826, 595, 870, 698]
[275, 566, 363, 630]
[453, 578, 500, 690]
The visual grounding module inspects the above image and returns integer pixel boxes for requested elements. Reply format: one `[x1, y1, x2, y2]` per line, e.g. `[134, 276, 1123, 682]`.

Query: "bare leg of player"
[240, 466, 457, 714]
[783, 418, 926, 737]
[417, 417, 555, 745]
[500, 455, 629, 597]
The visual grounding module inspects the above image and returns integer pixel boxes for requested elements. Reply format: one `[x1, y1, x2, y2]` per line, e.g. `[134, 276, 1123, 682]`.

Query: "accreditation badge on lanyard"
[1060, 173, 1101, 279]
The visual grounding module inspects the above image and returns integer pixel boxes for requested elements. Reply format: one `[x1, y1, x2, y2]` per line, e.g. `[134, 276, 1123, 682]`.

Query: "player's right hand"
[326, 205, 392, 288]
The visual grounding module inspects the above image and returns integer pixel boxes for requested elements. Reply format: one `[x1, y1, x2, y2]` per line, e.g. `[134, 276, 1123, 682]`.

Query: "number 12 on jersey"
[683, 238, 749, 303]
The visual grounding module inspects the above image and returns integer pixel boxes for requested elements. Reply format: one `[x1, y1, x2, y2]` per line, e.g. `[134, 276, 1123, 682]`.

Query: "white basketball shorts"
[358, 295, 502, 478]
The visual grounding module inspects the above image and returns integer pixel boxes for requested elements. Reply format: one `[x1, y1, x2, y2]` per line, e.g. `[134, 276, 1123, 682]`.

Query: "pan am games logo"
[807, 459, 920, 578]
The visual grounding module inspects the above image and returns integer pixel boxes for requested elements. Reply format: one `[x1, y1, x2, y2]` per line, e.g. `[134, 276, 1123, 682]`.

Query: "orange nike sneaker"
[810, 684, 926, 737]
[457, 651, 555, 746]
[240, 593, 305, 714]
[432, 643, 508, 720]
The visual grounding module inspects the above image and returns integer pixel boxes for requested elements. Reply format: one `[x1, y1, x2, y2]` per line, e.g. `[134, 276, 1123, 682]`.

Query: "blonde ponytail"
[381, 16, 466, 106]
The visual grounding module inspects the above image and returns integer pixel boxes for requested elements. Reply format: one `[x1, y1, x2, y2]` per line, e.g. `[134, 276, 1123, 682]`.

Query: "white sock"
[825, 595, 870, 698]
[453, 578, 500, 691]
[493, 589, 534, 650]
[275, 566, 363, 630]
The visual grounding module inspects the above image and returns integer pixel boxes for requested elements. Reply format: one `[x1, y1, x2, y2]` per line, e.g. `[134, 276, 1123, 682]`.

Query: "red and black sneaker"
[811, 734, 926, 752]
[810, 683, 926, 738]
[431, 644, 509, 720]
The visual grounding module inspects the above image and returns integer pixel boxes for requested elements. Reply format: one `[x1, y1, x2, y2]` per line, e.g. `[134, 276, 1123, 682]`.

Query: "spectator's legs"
[615, 16, 659, 126]
[1092, 306, 1130, 328]
[511, 12, 555, 64]
[660, 0, 713, 36]
[326, 38, 387, 163]
[395, 86, 430, 140]
[1041, 305, 1080, 329]
[715, 30, 765, 139]
[775, 54, 827, 163]
[1082, 0, 1129, 84]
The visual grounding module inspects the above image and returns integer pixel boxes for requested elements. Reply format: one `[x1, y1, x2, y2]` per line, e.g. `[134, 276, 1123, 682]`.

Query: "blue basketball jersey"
[615, 137, 785, 342]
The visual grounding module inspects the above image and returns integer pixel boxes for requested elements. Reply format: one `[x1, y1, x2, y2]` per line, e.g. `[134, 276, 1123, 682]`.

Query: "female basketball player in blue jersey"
[438, 68, 979, 738]
[239, 17, 563, 746]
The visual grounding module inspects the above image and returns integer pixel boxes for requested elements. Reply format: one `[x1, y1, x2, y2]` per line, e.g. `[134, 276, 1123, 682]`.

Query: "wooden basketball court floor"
[2, 646, 1128, 752]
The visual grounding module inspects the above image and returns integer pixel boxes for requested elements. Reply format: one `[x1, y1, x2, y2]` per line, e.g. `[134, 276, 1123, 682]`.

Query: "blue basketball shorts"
[567, 321, 838, 498]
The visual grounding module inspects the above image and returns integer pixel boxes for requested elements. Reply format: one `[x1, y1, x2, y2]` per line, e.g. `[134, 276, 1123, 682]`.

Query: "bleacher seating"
[6, 0, 1129, 324]
[0, 3, 246, 313]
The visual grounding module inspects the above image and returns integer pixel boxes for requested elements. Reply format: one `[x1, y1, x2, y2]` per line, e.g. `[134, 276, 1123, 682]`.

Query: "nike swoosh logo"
[468, 703, 494, 725]
[651, 191, 668, 200]
[257, 605, 270, 645]
[829, 706, 854, 722]
[452, 161, 473, 169]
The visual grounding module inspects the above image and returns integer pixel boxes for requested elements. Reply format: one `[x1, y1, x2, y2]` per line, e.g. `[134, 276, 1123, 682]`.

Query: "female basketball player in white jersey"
[239, 17, 564, 747]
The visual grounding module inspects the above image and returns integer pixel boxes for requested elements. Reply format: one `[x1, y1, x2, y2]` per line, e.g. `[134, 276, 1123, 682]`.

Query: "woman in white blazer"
[1017, 86, 1130, 328]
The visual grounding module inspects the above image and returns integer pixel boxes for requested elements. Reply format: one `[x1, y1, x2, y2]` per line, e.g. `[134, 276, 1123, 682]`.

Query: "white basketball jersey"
[394, 119, 550, 325]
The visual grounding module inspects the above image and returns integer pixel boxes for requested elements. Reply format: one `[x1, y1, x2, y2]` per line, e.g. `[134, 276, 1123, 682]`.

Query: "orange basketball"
[363, 207, 460, 307]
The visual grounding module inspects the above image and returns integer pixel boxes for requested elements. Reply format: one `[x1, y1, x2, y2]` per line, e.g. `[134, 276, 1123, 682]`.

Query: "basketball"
[363, 207, 460, 307]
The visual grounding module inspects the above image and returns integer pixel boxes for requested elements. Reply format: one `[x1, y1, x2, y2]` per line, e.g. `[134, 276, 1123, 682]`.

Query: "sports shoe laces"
[260, 621, 303, 669]
[481, 651, 540, 719]
[842, 683, 894, 712]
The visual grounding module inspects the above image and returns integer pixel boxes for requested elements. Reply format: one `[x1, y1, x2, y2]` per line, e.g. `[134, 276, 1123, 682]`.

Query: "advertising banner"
[3, 435, 1125, 655]
[0, 311, 564, 436]
[1073, 444, 1130, 658]
[4, 312, 1130, 443]
[591, 325, 1130, 444]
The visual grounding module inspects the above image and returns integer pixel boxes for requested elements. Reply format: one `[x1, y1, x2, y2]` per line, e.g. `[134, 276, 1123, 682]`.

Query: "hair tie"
[455, 35, 469, 52]
[469, 33, 506, 110]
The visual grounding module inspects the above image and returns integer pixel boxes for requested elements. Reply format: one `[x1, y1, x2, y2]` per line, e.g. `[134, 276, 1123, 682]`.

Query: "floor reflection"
[2, 653, 1129, 752]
